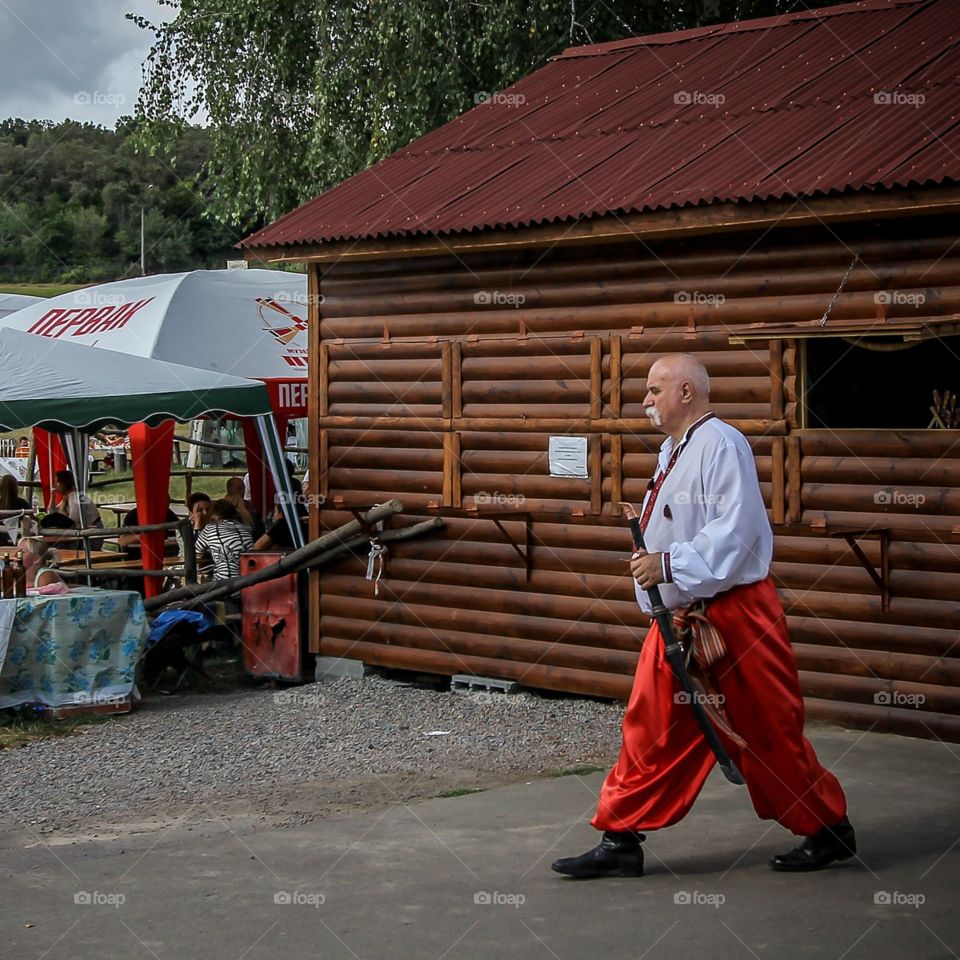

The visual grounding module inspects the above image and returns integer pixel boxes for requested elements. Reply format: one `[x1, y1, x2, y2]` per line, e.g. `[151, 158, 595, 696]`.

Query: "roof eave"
[242, 183, 960, 265]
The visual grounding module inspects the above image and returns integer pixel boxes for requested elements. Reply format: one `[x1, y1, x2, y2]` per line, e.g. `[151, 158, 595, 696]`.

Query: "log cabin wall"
[309, 211, 960, 741]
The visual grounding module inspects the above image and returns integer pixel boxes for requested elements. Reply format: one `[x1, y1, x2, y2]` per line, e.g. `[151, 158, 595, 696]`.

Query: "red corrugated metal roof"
[243, 0, 960, 250]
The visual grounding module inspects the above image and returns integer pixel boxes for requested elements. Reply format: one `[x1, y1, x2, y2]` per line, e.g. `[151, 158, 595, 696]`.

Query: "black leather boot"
[551, 831, 646, 878]
[769, 816, 857, 872]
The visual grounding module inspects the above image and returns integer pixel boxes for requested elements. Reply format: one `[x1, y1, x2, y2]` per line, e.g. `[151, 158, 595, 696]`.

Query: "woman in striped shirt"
[194, 499, 254, 580]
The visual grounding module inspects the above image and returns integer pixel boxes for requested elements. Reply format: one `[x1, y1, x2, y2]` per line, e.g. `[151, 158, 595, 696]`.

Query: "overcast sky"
[0, 0, 167, 126]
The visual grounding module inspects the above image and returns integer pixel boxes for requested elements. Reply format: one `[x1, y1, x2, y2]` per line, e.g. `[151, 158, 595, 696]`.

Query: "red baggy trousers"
[592, 577, 846, 838]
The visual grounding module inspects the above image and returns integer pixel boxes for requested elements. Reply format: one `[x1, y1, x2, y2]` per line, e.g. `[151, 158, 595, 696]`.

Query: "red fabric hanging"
[33, 428, 67, 510]
[128, 421, 175, 599]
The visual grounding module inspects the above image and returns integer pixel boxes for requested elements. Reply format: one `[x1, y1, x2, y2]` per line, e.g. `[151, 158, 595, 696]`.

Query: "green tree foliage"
[132, 0, 840, 225]
[0, 118, 246, 283]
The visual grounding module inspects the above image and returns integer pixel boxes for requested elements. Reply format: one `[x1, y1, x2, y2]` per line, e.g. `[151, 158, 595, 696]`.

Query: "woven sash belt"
[671, 602, 747, 750]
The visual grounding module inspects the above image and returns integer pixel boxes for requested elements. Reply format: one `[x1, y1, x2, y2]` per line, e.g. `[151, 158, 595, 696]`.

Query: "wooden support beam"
[590, 435, 602, 515]
[590, 335, 602, 419]
[787, 434, 801, 523]
[611, 434, 623, 516]
[308, 264, 323, 654]
[442, 432, 462, 508]
[770, 340, 784, 421]
[451, 340, 463, 419]
[441, 340, 453, 420]
[771, 436, 786, 525]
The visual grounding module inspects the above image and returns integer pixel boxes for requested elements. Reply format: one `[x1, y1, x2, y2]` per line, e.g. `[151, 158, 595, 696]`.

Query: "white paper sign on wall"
[548, 436, 588, 478]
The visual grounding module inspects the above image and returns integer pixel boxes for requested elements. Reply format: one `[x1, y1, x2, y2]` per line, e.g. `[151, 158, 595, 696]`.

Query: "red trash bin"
[239, 551, 309, 681]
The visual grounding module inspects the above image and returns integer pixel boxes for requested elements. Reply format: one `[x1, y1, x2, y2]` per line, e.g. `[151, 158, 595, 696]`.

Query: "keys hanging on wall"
[365, 522, 387, 595]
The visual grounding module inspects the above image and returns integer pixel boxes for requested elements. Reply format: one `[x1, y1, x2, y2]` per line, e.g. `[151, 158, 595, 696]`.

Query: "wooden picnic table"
[103, 502, 189, 521]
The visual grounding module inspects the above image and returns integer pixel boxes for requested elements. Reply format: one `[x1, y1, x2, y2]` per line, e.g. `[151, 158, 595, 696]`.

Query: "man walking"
[552, 354, 855, 878]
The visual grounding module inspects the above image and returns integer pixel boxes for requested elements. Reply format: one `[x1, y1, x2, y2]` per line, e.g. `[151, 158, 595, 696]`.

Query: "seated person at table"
[40, 470, 102, 531]
[0, 474, 31, 512]
[18, 537, 67, 592]
[181, 492, 212, 558]
[0, 474, 31, 546]
[224, 476, 264, 539]
[118, 501, 180, 560]
[253, 494, 308, 551]
[187, 492, 212, 532]
[194, 499, 254, 580]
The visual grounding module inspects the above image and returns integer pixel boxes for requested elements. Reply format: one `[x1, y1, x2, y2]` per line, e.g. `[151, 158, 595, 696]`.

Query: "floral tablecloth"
[0, 589, 147, 709]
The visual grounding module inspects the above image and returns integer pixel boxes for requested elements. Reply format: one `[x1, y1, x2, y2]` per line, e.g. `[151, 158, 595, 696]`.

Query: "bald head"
[649, 354, 710, 398]
[643, 354, 712, 441]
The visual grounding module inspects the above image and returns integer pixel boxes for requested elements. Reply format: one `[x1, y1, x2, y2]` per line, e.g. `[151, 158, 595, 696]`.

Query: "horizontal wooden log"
[774, 536, 960, 573]
[801, 483, 960, 515]
[793, 644, 960, 684]
[328, 446, 445, 471]
[799, 671, 960, 714]
[459, 472, 592, 502]
[462, 354, 592, 380]
[316, 637, 634, 699]
[328, 380, 442, 404]
[461, 380, 592, 404]
[327, 403, 443, 418]
[771, 560, 960, 603]
[460, 431, 574, 453]
[319, 416, 787, 435]
[787, 615, 959, 658]
[800, 456, 960, 487]
[459, 450, 548, 472]
[321, 593, 642, 651]
[320, 573, 646, 629]
[320, 615, 638, 675]
[324, 493, 606, 516]
[385, 536, 630, 579]
[458, 403, 597, 419]
[805, 698, 960, 742]
[324, 555, 638, 604]
[318, 512, 956, 576]
[322, 491, 448, 510]
[620, 376, 771, 404]
[798, 511, 959, 543]
[318, 259, 960, 317]
[780, 588, 960, 630]
[319, 232, 960, 293]
[325, 326, 749, 357]
[327, 428, 444, 449]
[797, 430, 960, 458]
[327, 340, 452, 362]
[328, 468, 442, 495]
[329, 358, 443, 381]
[620, 350, 770, 379]
[460, 470, 590, 509]
[319, 285, 960, 340]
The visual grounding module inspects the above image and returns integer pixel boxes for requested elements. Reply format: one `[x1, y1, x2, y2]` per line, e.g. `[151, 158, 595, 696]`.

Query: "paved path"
[3, 726, 958, 959]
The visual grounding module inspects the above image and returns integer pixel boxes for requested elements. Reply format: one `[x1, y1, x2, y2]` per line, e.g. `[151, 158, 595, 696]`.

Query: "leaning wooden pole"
[144, 500, 443, 613]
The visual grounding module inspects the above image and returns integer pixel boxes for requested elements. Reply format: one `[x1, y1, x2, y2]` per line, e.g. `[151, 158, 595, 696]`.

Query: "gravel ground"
[0, 677, 623, 841]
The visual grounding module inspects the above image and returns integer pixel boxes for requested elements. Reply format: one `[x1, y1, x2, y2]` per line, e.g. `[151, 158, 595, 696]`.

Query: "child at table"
[18, 537, 68, 593]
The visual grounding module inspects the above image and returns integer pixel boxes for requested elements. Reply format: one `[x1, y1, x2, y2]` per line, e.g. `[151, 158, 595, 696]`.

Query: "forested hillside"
[0, 118, 255, 283]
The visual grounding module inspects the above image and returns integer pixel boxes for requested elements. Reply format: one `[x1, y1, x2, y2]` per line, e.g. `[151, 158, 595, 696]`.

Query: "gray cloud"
[0, 0, 163, 126]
